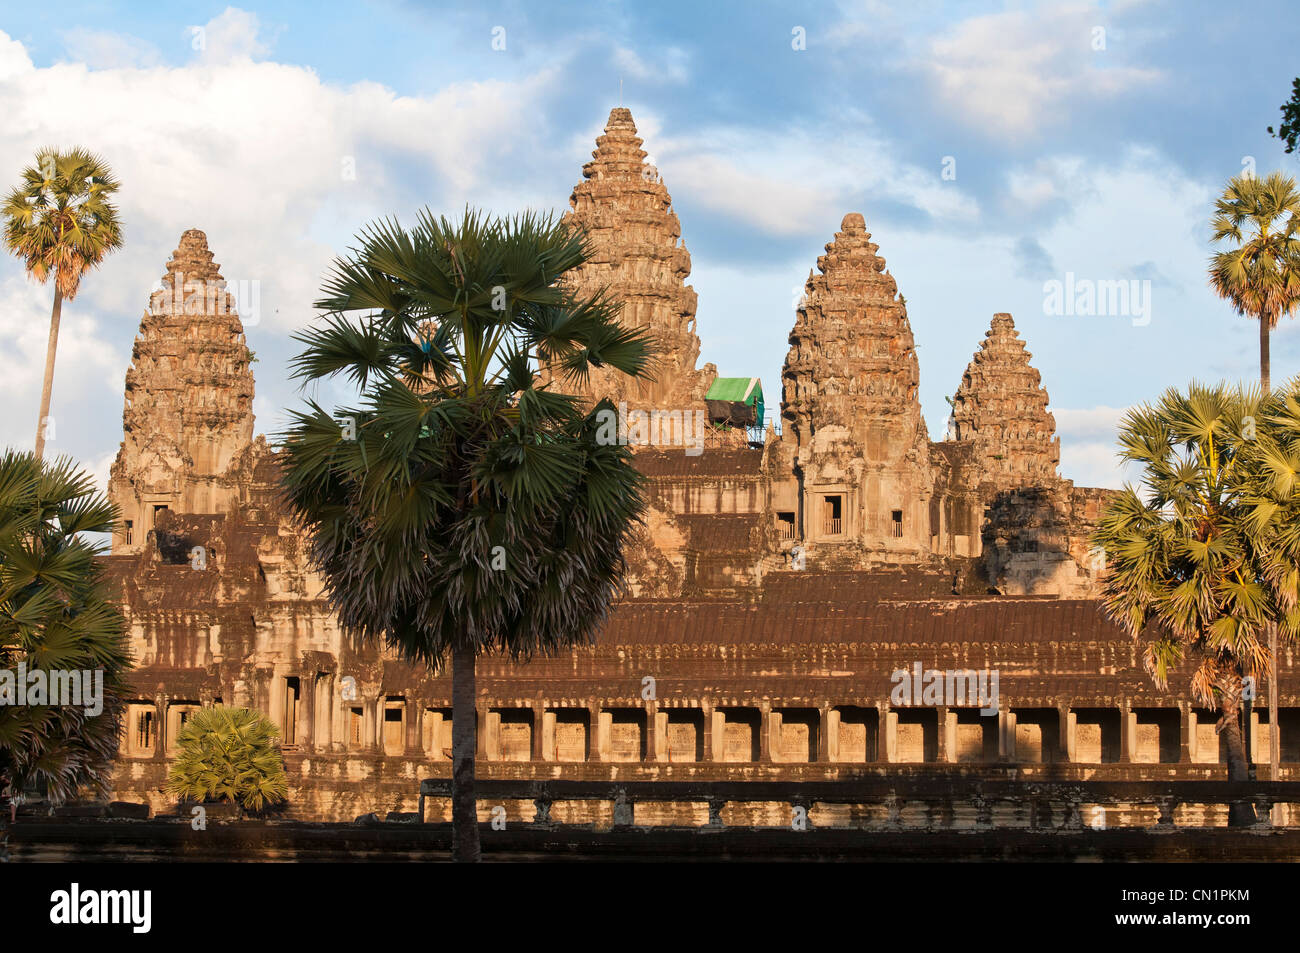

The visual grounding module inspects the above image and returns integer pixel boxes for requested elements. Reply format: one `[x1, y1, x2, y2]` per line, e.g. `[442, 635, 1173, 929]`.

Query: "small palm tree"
[167, 706, 289, 812]
[1093, 383, 1273, 826]
[279, 208, 652, 861]
[0, 451, 132, 857]
[1209, 171, 1300, 394]
[2, 148, 124, 459]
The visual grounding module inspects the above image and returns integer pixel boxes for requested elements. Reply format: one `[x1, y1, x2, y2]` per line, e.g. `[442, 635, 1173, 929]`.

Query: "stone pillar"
[645, 699, 661, 762]
[532, 702, 546, 761]
[541, 709, 557, 762]
[1055, 702, 1076, 764]
[482, 706, 500, 762]
[591, 705, 608, 762]
[1249, 710, 1262, 764]
[376, 697, 388, 751]
[942, 708, 957, 764]
[331, 686, 347, 754]
[654, 709, 669, 761]
[361, 695, 377, 753]
[819, 705, 833, 763]
[760, 703, 774, 763]
[941, 491, 951, 551]
[883, 705, 898, 763]
[154, 693, 167, 761]
[404, 698, 423, 756]
[315, 675, 333, 751]
[1180, 704, 1196, 763]
[1120, 703, 1136, 763]
[707, 706, 723, 762]
[269, 671, 287, 743]
[298, 675, 315, 752]
[999, 709, 1017, 762]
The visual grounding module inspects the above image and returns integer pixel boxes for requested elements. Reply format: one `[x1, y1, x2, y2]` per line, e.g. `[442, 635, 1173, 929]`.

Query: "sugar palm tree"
[1209, 171, 1300, 394]
[0, 451, 132, 858]
[2, 148, 124, 459]
[1209, 171, 1300, 788]
[278, 208, 653, 861]
[167, 706, 288, 812]
[1236, 382, 1300, 786]
[1093, 383, 1278, 825]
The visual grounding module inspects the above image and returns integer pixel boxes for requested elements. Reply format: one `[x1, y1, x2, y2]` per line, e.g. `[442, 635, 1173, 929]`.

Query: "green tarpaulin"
[705, 377, 764, 428]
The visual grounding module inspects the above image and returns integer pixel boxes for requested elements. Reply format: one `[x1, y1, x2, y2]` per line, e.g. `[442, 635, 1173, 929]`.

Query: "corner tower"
[107, 229, 255, 553]
[948, 312, 1060, 493]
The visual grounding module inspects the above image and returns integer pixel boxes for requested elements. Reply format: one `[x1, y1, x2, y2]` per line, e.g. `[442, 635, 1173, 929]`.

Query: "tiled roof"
[599, 598, 1120, 646]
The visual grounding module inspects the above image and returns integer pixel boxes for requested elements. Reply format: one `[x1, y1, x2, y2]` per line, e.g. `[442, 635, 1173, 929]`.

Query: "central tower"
[107, 229, 255, 554]
[549, 107, 715, 409]
[780, 213, 933, 558]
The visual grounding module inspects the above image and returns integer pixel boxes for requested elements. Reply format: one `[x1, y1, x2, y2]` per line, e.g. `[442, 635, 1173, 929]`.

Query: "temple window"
[166, 702, 201, 752]
[383, 699, 405, 755]
[891, 510, 903, 537]
[283, 676, 300, 744]
[127, 704, 156, 756]
[776, 512, 795, 539]
[822, 495, 842, 536]
[124, 520, 133, 545]
[348, 707, 363, 747]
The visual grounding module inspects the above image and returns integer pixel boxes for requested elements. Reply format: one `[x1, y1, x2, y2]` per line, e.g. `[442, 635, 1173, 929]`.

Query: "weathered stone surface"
[949, 312, 1060, 491]
[544, 107, 716, 411]
[780, 213, 932, 560]
[108, 229, 255, 554]
[107, 800, 151, 819]
[944, 313, 1114, 594]
[982, 483, 1116, 597]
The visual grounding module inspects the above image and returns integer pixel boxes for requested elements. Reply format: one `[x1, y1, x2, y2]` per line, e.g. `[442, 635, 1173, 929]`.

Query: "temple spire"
[107, 229, 255, 553]
[948, 312, 1059, 490]
[780, 213, 932, 553]
[545, 107, 715, 410]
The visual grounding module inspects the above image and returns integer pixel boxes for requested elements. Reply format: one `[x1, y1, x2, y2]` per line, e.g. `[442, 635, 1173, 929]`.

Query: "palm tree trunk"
[1270, 621, 1280, 782]
[34, 287, 63, 460]
[1260, 318, 1271, 395]
[1216, 674, 1257, 827]
[0, 765, 11, 862]
[451, 642, 481, 862]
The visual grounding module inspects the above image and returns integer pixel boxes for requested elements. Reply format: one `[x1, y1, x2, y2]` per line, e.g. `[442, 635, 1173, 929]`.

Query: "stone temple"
[104, 108, 1298, 821]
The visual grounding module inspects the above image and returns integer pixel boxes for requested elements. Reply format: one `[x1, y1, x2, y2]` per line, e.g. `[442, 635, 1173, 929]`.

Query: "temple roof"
[596, 596, 1119, 646]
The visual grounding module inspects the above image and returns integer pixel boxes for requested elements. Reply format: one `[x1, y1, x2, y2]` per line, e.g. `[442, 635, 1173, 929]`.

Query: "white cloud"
[1054, 405, 1136, 488]
[0, 19, 560, 474]
[1004, 156, 1090, 215]
[0, 29, 33, 80]
[60, 29, 162, 70]
[923, 3, 1161, 139]
[86, 449, 119, 498]
[190, 7, 274, 64]
[652, 119, 979, 237]
[1053, 404, 1131, 440]
[0, 274, 123, 456]
[1059, 439, 1127, 489]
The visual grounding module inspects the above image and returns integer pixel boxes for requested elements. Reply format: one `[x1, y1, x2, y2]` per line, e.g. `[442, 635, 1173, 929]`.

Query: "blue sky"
[0, 0, 1297, 490]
